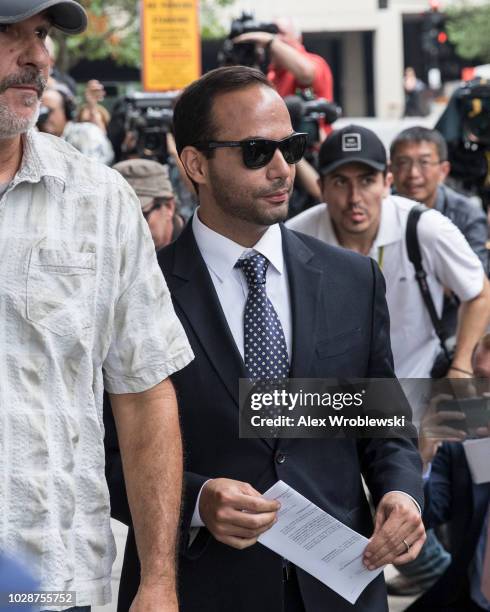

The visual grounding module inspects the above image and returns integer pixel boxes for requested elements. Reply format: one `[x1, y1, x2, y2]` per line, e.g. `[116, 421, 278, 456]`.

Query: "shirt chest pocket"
[26, 246, 96, 337]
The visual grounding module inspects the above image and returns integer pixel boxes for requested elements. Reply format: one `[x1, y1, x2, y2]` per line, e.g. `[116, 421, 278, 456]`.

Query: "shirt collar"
[320, 205, 340, 246]
[192, 208, 284, 282]
[434, 184, 446, 212]
[13, 130, 66, 189]
[371, 195, 405, 249]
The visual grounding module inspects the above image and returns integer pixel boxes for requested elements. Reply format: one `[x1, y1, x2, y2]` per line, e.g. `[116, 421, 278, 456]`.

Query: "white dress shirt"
[190, 210, 291, 527]
[192, 209, 292, 360]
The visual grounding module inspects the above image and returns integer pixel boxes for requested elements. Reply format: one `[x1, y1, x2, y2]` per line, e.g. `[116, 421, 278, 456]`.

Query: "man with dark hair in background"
[391, 126, 487, 269]
[113, 159, 184, 250]
[110, 65, 426, 612]
[38, 85, 114, 164]
[288, 125, 490, 379]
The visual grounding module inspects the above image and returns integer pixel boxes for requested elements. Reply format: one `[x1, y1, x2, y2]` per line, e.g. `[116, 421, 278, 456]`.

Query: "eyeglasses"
[392, 158, 444, 173]
[142, 198, 170, 220]
[194, 132, 308, 169]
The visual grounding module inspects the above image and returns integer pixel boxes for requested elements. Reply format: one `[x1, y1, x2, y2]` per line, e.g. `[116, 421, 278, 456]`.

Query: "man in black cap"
[0, 3, 194, 612]
[287, 124, 490, 380]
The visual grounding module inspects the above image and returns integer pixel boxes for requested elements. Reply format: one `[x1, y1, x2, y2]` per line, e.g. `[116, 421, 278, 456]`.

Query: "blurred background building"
[215, 0, 488, 118]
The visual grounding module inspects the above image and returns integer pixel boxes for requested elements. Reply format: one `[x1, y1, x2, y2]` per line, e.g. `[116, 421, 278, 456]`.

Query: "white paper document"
[463, 437, 490, 484]
[258, 481, 384, 604]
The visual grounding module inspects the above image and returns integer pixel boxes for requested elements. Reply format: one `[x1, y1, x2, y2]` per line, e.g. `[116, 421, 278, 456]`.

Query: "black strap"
[406, 204, 451, 361]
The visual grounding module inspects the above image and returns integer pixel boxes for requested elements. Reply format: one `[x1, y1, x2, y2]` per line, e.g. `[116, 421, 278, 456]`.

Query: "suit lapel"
[169, 223, 246, 406]
[282, 226, 324, 378]
[169, 224, 325, 451]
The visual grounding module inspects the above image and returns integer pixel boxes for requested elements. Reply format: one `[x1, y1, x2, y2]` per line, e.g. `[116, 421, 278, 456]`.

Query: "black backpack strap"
[406, 204, 451, 360]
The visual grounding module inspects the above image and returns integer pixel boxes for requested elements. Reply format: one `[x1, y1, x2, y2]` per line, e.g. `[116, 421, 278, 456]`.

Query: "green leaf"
[446, 2, 490, 63]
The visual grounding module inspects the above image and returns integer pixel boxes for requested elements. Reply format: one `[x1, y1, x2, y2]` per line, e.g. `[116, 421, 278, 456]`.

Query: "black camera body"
[436, 78, 490, 209]
[284, 95, 341, 148]
[114, 91, 178, 164]
[219, 12, 278, 69]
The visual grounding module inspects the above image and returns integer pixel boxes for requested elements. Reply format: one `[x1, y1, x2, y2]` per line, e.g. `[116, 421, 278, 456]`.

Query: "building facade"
[222, 0, 482, 118]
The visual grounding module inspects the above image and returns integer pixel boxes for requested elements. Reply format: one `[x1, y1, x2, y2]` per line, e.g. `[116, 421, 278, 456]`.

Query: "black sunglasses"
[194, 132, 308, 169]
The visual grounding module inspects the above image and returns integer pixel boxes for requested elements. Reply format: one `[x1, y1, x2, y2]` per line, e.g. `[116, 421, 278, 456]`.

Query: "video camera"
[435, 78, 490, 209]
[109, 91, 178, 165]
[219, 12, 279, 70]
[284, 95, 341, 147]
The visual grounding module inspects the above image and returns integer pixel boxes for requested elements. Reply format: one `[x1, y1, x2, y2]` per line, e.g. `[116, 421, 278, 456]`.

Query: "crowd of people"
[0, 1, 489, 612]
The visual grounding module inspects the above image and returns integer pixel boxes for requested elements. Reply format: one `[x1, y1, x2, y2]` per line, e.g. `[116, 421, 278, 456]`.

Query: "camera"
[219, 12, 278, 70]
[284, 95, 341, 147]
[435, 78, 490, 209]
[109, 91, 178, 165]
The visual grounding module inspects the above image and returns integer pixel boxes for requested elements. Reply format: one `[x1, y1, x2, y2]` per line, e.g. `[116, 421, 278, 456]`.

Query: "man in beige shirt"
[0, 2, 194, 611]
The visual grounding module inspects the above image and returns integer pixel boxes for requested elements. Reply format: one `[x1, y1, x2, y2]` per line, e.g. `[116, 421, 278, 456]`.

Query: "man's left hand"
[363, 492, 426, 570]
[129, 584, 179, 612]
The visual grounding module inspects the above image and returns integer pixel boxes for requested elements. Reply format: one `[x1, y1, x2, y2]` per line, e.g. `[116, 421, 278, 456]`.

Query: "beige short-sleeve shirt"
[0, 130, 194, 608]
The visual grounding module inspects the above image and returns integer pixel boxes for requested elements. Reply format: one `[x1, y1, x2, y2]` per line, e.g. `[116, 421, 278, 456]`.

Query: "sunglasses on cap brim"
[194, 132, 308, 169]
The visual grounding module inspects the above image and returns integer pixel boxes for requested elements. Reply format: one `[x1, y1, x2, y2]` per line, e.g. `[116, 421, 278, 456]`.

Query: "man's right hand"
[199, 478, 280, 549]
[419, 394, 466, 468]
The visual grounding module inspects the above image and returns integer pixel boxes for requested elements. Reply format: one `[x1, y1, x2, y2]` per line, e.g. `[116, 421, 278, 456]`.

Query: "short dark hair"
[46, 85, 76, 121]
[390, 126, 448, 162]
[173, 66, 274, 156]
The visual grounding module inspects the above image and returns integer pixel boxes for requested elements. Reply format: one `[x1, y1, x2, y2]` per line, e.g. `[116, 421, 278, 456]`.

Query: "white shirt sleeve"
[389, 491, 422, 514]
[418, 209, 484, 302]
[191, 480, 209, 528]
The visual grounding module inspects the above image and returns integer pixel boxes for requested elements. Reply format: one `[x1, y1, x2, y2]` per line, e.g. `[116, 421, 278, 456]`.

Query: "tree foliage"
[200, 0, 235, 40]
[55, 0, 235, 71]
[446, 2, 490, 63]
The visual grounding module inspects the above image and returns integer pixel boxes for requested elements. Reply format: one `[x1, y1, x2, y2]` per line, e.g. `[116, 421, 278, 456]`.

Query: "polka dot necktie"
[236, 253, 289, 381]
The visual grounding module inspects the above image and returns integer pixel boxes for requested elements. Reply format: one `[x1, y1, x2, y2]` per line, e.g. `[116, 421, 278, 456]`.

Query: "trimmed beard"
[0, 97, 40, 139]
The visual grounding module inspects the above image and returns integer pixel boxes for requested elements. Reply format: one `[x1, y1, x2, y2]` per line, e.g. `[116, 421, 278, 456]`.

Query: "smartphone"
[437, 396, 490, 431]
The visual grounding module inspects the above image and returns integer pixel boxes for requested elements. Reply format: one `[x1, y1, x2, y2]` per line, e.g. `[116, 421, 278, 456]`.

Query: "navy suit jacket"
[106, 222, 423, 612]
[407, 443, 490, 610]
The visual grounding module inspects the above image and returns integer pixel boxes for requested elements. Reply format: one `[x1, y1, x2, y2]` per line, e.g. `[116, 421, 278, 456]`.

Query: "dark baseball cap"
[318, 124, 387, 176]
[0, 0, 87, 34]
[113, 159, 174, 210]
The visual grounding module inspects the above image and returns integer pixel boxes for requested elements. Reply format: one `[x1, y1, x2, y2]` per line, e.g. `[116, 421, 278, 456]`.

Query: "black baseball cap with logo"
[318, 124, 387, 176]
[0, 0, 87, 34]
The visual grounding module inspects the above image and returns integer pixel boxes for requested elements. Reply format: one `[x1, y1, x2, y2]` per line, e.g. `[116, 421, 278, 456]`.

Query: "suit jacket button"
[276, 452, 286, 464]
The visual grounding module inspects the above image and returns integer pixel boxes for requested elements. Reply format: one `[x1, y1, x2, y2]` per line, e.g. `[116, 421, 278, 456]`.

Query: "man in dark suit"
[108, 65, 425, 612]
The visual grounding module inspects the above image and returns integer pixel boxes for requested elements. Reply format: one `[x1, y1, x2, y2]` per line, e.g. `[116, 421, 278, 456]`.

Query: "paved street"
[94, 520, 417, 612]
